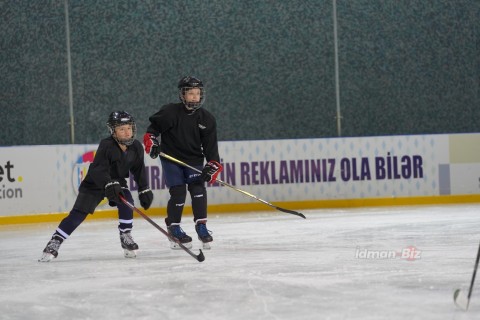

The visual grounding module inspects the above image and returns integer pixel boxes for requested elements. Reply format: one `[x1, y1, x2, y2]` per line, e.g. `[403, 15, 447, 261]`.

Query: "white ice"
[1, 204, 480, 320]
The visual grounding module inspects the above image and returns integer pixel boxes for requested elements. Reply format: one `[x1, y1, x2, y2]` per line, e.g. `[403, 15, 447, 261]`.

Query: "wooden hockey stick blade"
[454, 288, 469, 310]
[159, 152, 306, 219]
[119, 196, 205, 262]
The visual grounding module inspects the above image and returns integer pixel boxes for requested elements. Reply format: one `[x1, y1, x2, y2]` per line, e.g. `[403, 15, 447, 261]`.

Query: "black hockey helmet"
[106, 111, 136, 146]
[178, 76, 205, 111]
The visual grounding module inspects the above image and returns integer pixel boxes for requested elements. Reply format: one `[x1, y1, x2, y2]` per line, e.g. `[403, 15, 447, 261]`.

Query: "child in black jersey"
[143, 76, 222, 250]
[39, 111, 153, 262]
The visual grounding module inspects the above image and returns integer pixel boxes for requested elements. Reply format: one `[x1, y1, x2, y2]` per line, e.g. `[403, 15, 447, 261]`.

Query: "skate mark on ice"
[247, 279, 280, 320]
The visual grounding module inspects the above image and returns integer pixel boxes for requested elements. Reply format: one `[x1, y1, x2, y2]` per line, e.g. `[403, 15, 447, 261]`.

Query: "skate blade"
[38, 252, 55, 262]
[169, 241, 192, 250]
[123, 249, 137, 258]
[201, 242, 211, 250]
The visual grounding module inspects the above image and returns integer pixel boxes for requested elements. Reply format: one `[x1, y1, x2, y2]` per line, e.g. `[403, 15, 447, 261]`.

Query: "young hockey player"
[39, 111, 153, 262]
[143, 76, 222, 250]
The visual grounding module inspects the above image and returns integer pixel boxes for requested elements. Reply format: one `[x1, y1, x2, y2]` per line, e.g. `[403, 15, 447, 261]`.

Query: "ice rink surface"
[1, 204, 480, 320]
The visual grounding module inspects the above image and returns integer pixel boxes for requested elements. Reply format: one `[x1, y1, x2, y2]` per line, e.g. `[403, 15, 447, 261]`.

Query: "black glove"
[201, 160, 223, 183]
[138, 187, 154, 210]
[105, 180, 124, 204]
[143, 133, 160, 159]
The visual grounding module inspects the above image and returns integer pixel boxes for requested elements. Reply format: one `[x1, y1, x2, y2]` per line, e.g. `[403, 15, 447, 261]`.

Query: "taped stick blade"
[197, 249, 205, 262]
[454, 289, 469, 311]
[275, 206, 306, 219]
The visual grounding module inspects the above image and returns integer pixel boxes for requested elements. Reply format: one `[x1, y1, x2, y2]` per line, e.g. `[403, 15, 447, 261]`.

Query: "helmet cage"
[106, 111, 137, 146]
[178, 76, 205, 111]
[179, 87, 205, 111]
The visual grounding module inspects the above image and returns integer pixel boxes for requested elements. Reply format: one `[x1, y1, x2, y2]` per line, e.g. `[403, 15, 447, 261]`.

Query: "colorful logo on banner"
[72, 151, 95, 194]
[72, 151, 108, 206]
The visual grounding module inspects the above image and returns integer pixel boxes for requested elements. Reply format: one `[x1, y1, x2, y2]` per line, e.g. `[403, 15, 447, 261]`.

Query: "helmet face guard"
[178, 76, 205, 111]
[106, 111, 137, 146]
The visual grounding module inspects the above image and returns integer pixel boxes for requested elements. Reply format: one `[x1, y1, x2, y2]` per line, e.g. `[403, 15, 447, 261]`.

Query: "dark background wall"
[1, 0, 479, 146]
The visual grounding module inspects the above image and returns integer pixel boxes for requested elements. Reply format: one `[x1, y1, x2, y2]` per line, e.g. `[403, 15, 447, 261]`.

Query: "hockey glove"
[138, 187, 154, 210]
[143, 133, 160, 159]
[201, 160, 223, 183]
[105, 180, 124, 204]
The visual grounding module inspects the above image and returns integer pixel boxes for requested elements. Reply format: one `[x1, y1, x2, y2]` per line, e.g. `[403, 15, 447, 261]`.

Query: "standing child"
[143, 76, 222, 250]
[39, 111, 153, 262]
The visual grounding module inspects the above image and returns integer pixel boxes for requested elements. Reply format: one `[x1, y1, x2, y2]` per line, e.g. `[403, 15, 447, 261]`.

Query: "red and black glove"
[201, 160, 223, 183]
[143, 133, 160, 159]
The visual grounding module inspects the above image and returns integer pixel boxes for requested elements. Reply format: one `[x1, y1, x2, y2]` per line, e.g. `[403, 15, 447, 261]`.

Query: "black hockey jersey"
[79, 137, 149, 193]
[147, 103, 220, 166]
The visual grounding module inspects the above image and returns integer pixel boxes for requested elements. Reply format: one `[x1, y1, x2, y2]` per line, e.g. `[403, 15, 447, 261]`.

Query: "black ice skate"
[195, 219, 213, 250]
[120, 231, 139, 258]
[38, 236, 63, 262]
[167, 222, 192, 250]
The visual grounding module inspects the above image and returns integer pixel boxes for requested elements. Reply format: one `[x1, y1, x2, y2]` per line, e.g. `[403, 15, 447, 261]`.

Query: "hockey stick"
[454, 240, 480, 310]
[119, 196, 205, 262]
[159, 152, 306, 219]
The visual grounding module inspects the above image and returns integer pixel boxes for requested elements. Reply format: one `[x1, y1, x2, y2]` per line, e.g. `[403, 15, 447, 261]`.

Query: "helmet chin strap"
[118, 140, 131, 146]
[113, 134, 134, 146]
[183, 103, 197, 114]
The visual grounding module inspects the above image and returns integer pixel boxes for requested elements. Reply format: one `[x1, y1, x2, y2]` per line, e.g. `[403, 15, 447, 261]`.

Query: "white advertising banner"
[1, 133, 479, 216]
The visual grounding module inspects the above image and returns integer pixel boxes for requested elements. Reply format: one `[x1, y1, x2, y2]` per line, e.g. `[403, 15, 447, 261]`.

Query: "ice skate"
[167, 223, 192, 250]
[120, 231, 138, 258]
[38, 236, 63, 262]
[195, 219, 213, 250]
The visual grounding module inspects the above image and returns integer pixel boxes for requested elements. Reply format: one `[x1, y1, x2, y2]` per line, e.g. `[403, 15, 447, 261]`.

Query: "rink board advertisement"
[1, 133, 480, 216]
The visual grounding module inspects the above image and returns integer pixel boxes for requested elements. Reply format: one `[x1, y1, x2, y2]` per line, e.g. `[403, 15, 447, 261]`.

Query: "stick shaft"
[159, 152, 306, 219]
[467, 241, 480, 307]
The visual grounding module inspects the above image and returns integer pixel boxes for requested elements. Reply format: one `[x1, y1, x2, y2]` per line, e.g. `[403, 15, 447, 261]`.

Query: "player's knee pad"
[188, 183, 207, 219]
[169, 185, 187, 203]
[188, 182, 206, 198]
[167, 186, 187, 224]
